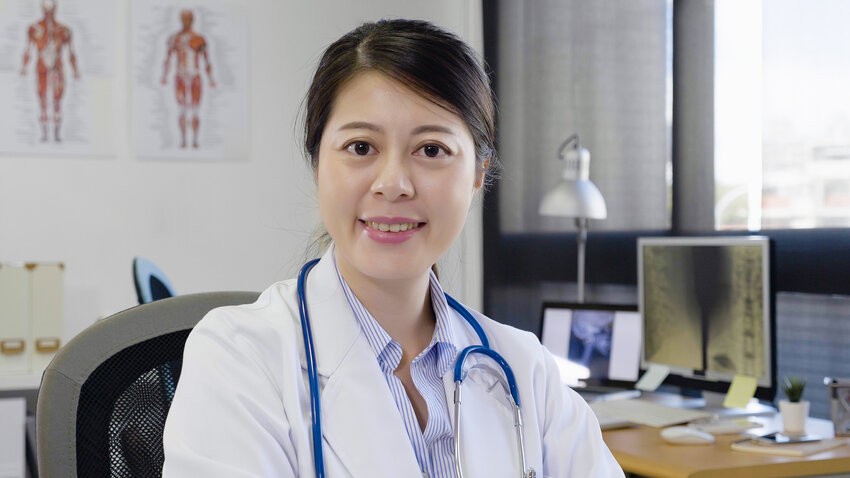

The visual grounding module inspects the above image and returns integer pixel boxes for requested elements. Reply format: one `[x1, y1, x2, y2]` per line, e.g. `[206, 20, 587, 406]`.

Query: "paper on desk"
[635, 364, 670, 392]
[723, 375, 758, 409]
[731, 438, 849, 457]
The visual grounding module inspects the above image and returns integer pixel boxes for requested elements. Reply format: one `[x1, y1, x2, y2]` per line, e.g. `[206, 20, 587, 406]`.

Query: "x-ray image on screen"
[642, 246, 703, 370]
[568, 310, 615, 378]
[642, 243, 765, 377]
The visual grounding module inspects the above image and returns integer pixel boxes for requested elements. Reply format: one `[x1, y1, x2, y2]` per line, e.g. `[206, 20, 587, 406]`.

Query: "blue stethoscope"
[297, 259, 536, 478]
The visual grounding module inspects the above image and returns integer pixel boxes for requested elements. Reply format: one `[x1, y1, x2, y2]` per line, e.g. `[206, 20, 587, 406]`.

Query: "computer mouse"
[660, 426, 716, 445]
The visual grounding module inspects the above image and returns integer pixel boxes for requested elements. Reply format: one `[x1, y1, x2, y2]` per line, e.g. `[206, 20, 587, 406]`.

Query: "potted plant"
[779, 376, 808, 435]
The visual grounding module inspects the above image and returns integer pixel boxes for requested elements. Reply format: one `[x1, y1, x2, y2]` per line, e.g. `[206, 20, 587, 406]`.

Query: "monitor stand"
[703, 390, 727, 409]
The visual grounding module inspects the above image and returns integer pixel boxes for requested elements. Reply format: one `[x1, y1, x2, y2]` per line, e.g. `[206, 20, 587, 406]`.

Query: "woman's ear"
[474, 157, 491, 190]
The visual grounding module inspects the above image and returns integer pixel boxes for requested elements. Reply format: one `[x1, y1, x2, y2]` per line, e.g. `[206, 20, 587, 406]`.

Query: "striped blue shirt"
[335, 261, 457, 478]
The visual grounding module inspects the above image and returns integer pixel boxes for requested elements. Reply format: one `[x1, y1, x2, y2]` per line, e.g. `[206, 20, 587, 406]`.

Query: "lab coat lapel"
[304, 248, 422, 477]
[321, 338, 423, 477]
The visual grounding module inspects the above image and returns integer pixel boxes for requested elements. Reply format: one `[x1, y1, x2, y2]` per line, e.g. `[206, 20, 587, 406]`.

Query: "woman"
[163, 19, 623, 477]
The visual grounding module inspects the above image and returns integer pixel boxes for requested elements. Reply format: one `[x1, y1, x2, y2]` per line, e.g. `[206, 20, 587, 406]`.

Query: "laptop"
[539, 302, 642, 401]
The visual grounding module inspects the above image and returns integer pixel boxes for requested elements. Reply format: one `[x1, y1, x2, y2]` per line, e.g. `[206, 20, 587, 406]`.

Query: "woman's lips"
[359, 218, 425, 244]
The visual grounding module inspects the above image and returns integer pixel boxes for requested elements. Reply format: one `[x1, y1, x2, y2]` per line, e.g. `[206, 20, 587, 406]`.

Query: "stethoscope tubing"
[444, 292, 490, 349]
[297, 258, 325, 478]
[453, 345, 520, 406]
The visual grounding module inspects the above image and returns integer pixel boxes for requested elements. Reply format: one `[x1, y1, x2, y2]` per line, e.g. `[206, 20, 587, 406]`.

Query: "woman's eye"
[415, 144, 448, 158]
[346, 141, 374, 156]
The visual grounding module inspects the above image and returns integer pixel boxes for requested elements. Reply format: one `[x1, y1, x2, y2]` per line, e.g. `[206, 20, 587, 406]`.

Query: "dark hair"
[303, 19, 498, 186]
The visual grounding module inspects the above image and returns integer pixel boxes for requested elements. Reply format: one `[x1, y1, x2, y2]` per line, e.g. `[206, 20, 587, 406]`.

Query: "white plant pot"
[779, 399, 810, 436]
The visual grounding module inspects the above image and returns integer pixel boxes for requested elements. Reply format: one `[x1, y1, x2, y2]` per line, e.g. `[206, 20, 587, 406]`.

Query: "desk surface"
[603, 416, 850, 478]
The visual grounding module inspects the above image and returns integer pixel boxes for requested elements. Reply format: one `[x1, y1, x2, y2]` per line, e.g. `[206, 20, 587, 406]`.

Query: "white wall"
[0, 0, 483, 340]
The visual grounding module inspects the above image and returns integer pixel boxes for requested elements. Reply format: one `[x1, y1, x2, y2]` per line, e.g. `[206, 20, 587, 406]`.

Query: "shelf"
[0, 374, 42, 391]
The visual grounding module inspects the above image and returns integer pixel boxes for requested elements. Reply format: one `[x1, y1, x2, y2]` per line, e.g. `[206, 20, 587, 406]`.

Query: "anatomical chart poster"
[0, 0, 116, 156]
[132, 0, 249, 161]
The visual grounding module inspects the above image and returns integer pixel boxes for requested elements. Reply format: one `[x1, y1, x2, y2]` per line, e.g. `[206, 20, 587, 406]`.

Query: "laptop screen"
[540, 302, 642, 384]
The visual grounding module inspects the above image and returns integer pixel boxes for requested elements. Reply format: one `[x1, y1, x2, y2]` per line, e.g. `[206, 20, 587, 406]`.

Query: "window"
[715, 0, 850, 230]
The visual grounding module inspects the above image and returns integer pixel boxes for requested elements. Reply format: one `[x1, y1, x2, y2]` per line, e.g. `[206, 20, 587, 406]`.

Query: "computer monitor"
[540, 302, 642, 387]
[637, 235, 776, 401]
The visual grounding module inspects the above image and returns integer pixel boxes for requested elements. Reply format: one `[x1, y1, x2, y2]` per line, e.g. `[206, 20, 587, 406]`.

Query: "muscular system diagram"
[160, 9, 215, 149]
[20, 0, 79, 143]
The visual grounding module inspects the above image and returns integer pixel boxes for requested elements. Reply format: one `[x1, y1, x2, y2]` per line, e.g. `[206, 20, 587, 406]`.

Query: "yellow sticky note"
[723, 375, 758, 409]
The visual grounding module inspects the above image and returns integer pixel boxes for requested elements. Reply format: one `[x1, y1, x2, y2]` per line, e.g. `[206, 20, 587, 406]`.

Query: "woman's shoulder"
[190, 279, 302, 347]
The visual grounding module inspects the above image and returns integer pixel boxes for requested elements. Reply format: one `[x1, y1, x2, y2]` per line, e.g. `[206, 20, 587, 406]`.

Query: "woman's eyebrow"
[411, 124, 455, 135]
[337, 121, 383, 133]
[335, 122, 456, 136]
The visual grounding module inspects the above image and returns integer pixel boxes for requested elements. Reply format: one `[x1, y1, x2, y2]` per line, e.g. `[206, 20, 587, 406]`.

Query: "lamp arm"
[557, 134, 581, 160]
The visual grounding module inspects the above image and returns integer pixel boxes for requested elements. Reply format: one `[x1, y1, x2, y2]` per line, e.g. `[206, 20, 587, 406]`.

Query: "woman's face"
[317, 71, 483, 284]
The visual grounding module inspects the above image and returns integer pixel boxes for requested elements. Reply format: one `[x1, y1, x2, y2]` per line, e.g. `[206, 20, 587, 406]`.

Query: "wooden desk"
[602, 416, 850, 477]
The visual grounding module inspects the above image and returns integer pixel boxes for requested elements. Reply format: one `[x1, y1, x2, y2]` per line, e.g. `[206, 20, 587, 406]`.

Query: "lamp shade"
[538, 135, 607, 220]
[539, 179, 608, 219]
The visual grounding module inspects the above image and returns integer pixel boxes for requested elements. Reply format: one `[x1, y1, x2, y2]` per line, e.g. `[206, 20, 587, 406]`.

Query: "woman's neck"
[336, 256, 435, 358]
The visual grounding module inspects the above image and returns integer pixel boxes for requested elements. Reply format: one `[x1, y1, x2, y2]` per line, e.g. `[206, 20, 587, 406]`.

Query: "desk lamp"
[539, 134, 607, 303]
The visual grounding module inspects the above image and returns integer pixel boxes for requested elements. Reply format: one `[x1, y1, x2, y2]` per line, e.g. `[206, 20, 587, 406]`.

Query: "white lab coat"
[163, 249, 624, 477]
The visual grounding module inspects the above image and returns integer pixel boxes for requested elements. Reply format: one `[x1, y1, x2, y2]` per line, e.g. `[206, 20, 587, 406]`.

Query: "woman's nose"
[370, 154, 414, 201]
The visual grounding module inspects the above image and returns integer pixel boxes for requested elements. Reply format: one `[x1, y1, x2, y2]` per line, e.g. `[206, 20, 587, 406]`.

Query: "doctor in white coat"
[163, 19, 624, 478]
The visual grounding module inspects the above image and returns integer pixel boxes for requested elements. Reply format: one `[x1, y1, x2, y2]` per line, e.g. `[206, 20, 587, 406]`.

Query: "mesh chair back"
[36, 291, 259, 478]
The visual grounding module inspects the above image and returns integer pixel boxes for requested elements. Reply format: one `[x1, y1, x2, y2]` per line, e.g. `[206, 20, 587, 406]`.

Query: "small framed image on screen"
[540, 303, 642, 385]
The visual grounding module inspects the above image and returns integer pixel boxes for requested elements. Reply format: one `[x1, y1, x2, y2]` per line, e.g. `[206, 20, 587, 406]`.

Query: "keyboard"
[590, 398, 712, 428]
[595, 414, 635, 431]
[578, 388, 641, 403]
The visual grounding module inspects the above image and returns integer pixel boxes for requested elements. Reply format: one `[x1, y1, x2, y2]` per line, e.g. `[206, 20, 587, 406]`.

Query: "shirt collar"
[428, 272, 458, 375]
[333, 256, 457, 375]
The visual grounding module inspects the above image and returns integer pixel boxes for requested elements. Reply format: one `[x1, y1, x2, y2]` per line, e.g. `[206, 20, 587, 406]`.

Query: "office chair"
[132, 257, 177, 304]
[36, 291, 259, 478]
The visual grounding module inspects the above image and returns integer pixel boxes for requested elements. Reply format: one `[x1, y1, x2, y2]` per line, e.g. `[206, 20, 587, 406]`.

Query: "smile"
[364, 221, 421, 233]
